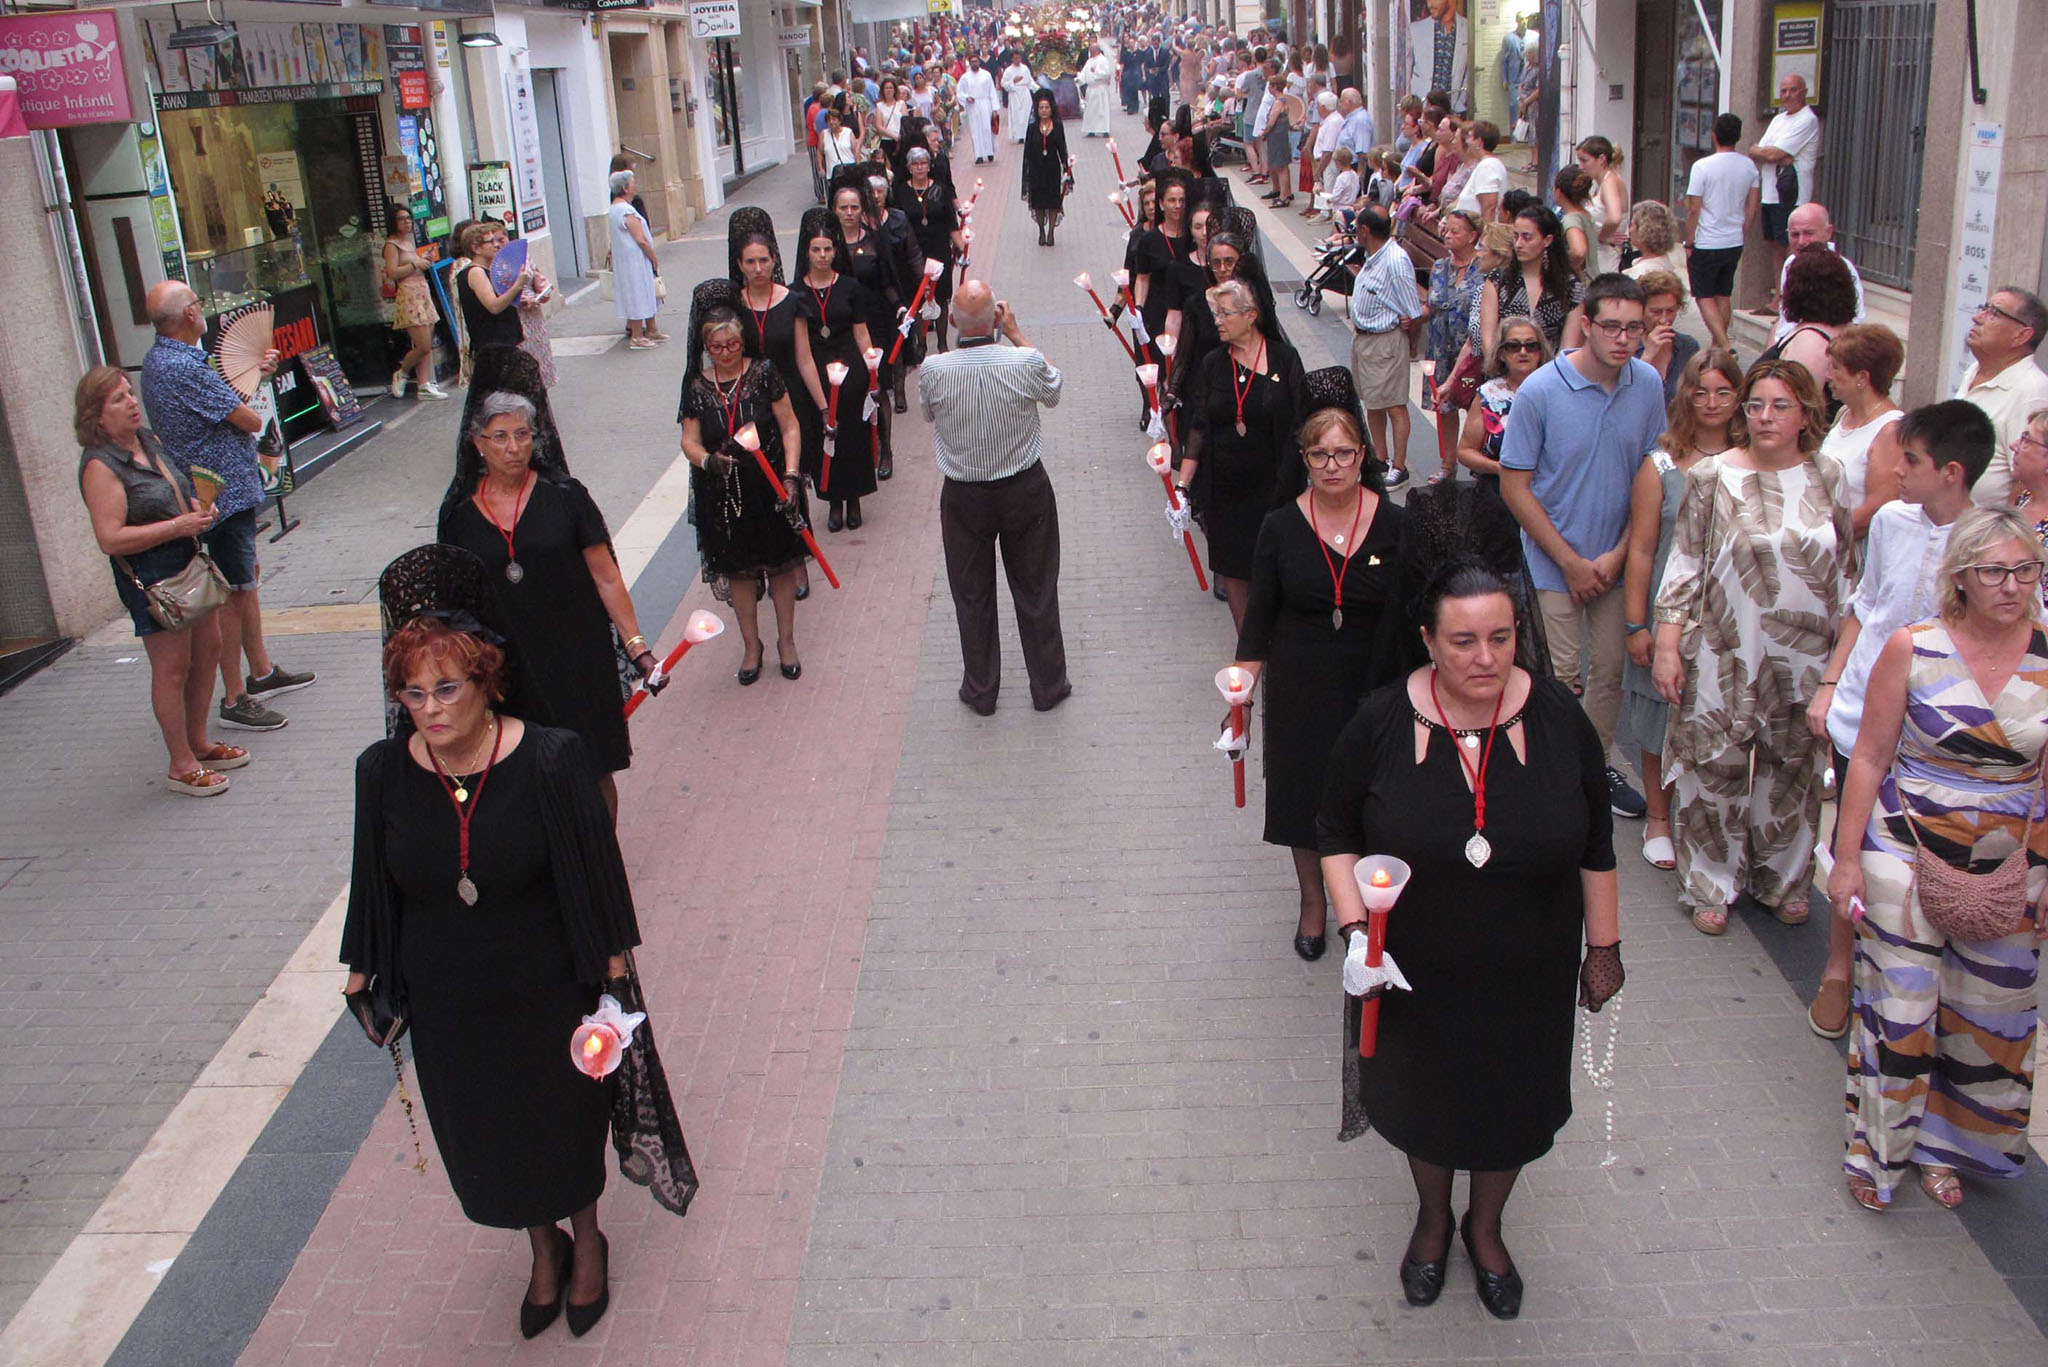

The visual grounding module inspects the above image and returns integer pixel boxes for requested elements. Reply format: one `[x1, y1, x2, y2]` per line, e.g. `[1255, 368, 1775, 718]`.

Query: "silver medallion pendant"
[504, 560, 524, 585]
[1235, 420, 1248, 437]
[819, 325, 831, 339]
[1464, 832, 1492, 868]
[1331, 607, 1343, 630]
[457, 873, 479, 905]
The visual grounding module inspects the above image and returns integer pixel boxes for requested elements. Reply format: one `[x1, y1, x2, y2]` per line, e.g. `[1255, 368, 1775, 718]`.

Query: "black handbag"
[1775, 163, 1799, 208]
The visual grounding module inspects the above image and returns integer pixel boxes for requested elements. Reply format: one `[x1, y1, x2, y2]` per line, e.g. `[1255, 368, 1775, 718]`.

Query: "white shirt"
[1825, 500, 1955, 756]
[1455, 155, 1508, 215]
[1326, 167, 1360, 212]
[1684, 150, 1759, 249]
[1251, 88, 1274, 138]
[1774, 244, 1866, 340]
[1958, 355, 2048, 507]
[1313, 110, 1344, 157]
[1757, 105, 1821, 206]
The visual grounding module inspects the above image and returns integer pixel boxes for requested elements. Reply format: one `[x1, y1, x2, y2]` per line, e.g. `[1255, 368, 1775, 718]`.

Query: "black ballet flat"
[826, 504, 845, 533]
[738, 647, 764, 686]
[520, 1228, 572, 1339]
[1398, 1254, 1447, 1307]
[565, 1232, 610, 1338]
[1293, 933, 1326, 962]
[1461, 1217, 1524, 1320]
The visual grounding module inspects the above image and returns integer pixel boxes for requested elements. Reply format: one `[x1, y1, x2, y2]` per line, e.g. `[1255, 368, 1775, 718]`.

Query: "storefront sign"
[1770, 1, 1823, 104]
[503, 68, 548, 235]
[1949, 122, 2004, 394]
[144, 19, 384, 96]
[298, 344, 363, 429]
[0, 11, 132, 128]
[468, 160, 518, 237]
[777, 26, 812, 47]
[387, 25, 430, 110]
[154, 80, 382, 111]
[689, 0, 743, 40]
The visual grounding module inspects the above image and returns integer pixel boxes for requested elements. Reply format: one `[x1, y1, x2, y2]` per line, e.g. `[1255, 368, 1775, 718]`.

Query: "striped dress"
[1845, 620, 2048, 1202]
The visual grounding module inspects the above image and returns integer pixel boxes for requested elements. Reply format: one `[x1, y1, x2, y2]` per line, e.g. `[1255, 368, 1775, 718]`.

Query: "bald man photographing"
[917, 281, 1072, 715]
[139, 280, 315, 732]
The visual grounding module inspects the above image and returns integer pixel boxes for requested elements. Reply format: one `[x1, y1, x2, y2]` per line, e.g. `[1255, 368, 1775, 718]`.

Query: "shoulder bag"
[116, 453, 229, 630]
[1903, 779, 2037, 942]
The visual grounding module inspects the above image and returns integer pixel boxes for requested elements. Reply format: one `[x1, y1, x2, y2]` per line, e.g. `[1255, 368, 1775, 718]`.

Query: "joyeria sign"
[0, 11, 132, 129]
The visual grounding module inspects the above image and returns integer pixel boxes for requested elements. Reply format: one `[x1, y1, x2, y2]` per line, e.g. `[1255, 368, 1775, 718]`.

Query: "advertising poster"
[503, 67, 549, 235]
[468, 160, 518, 238]
[1395, 1, 1472, 115]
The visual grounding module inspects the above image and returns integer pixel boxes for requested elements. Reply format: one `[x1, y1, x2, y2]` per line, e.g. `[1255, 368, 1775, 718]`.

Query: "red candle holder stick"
[821, 360, 849, 495]
[624, 609, 725, 718]
[887, 259, 947, 366]
[733, 424, 840, 589]
[1215, 665, 1252, 808]
[1351, 856, 1412, 1058]
[1074, 273, 1138, 364]
[1146, 442, 1207, 591]
[862, 346, 883, 477]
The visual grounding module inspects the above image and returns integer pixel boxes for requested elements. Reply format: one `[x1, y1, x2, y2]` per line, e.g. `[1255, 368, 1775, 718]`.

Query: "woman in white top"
[908, 71, 936, 122]
[1819, 324, 1906, 541]
[1453, 121, 1508, 222]
[1575, 136, 1629, 275]
[872, 76, 907, 164]
[818, 105, 859, 176]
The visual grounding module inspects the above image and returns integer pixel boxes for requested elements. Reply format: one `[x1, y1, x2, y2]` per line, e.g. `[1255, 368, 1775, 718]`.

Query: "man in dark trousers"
[917, 280, 1072, 715]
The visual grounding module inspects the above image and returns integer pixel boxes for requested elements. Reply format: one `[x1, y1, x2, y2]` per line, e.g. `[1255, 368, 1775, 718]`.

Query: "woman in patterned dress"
[1423, 209, 1484, 464]
[1651, 359, 1853, 936]
[1828, 506, 2048, 1212]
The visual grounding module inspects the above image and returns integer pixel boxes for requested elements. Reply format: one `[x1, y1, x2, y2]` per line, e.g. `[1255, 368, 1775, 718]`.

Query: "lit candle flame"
[1108, 191, 1124, 205]
[863, 347, 883, 366]
[682, 609, 725, 643]
[1370, 869, 1392, 888]
[583, 1033, 605, 1057]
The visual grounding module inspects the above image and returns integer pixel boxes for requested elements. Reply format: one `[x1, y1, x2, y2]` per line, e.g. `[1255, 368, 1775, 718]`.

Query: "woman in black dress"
[343, 614, 659, 1340]
[792, 210, 878, 530]
[457, 220, 528, 363]
[1132, 167, 1194, 363]
[1319, 561, 1623, 1320]
[1177, 278, 1307, 633]
[1021, 88, 1071, 246]
[679, 305, 809, 684]
[1232, 372, 1411, 960]
[830, 175, 914, 479]
[437, 392, 658, 813]
[892, 148, 962, 352]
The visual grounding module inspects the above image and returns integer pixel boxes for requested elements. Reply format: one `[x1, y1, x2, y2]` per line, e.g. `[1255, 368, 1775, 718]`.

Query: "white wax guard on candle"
[682, 609, 724, 643]
[863, 347, 883, 368]
[1353, 854, 1412, 912]
[825, 361, 850, 385]
[1112, 269, 1130, 289]
[1213, 665, 1253, 706]
[1135, 363, 1159, 387]
[1156, 334, 1177, 357]
[1146, 443, 1172, 475]
[1074, 272, 1093, 290]
[924, 258, 945, 279]
[732, 423, 760, 451]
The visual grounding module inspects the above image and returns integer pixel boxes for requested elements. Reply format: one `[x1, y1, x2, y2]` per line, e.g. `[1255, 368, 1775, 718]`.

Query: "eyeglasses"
[1742, 399, 1800, 417]
[706, 338, 745, 353]
[1692, 387, 1738, 403]
[1303, 446, 1363, 468]
[1965, 562, 2046, 587]
[395, 678, 473, 709]
[2016, 432, 2048, 456]
[1498, 339, 1542, 354]
[1976, 301, 2028, 328]
[477, 427, 534, 444]
[1590, 320, 1646, 340]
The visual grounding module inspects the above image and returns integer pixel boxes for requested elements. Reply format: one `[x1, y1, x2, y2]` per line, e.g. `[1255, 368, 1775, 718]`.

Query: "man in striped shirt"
[918, 280, 1072, 715]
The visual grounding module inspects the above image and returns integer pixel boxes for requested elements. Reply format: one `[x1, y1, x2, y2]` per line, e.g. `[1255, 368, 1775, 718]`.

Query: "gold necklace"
[430, 715, 498, 802]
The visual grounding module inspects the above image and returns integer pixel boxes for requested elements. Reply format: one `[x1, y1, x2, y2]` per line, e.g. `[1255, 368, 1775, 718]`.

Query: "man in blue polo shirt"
[1499, 273, 1665, 819]
[141, 280, 315, 732]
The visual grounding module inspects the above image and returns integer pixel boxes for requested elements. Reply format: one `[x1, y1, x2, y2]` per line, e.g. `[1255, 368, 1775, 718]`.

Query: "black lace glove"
[701, 444, 737, 476]
[633, 651, 670, 695]
[1579, 942, 1624, 1012]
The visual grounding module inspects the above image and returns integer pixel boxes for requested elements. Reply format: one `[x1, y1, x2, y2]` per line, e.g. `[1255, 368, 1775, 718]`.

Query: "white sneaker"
[417, 383, 450, 401]
[390, 370, 407, 398]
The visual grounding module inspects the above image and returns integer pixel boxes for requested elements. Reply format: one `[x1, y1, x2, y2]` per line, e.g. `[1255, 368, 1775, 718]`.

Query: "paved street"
[3, 105, 2046, 1367]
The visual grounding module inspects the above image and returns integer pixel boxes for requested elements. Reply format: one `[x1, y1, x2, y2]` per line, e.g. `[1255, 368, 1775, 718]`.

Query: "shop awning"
[846, 0, 927, 23]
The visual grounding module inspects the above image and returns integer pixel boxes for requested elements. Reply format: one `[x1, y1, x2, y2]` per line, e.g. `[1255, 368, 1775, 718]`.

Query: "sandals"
[1772, 899, 1811, 926]
[1690, 904, 1729, 936]
[1641, 832, 1676, 870]
[195, 742, 251, 771]
[1846, 1173, 1885, 1213]
[1919, 1165, 1963, 1210]
[167, 767, 230, 797]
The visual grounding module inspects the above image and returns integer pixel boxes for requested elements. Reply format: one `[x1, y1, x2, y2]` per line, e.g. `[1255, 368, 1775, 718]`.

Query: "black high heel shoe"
[846, 500, 864, 530]
[826, 502, 845, 533]
[520, 1228, 572, 1339]
[738, 645, 764, 686]
[779, 647, 802, 681]
[565, 1231, 610, 1337]
[1460, 1215, 1523, 1320]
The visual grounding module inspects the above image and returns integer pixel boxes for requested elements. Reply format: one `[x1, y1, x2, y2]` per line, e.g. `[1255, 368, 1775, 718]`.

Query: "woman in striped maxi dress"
[1828, 506, 2048, 1211]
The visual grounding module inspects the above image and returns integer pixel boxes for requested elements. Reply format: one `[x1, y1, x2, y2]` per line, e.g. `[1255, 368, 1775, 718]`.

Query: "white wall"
[1576, 0, 1635, 161]
[525, 9, 616, 231]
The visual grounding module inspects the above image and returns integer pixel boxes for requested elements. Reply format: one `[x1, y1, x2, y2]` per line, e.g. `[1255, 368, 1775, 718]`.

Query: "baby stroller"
[1294, 238, 1362, 317]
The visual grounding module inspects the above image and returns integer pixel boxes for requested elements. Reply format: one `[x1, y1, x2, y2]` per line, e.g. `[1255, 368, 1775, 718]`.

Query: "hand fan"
[490, 237, 528, 296]
[213, 304, 275, 400]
